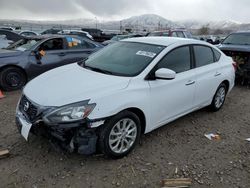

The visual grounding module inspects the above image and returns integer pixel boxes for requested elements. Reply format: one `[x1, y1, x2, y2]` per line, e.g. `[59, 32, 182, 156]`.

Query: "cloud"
[0, 0, 250, 22]
[75, 0, 151, 17]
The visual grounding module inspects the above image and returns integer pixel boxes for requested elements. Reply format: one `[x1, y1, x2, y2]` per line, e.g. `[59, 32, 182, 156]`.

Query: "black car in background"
[81, 28, 115, 42]
[102, 34, 143, 46]
[0, 29, 24, 43]
[0, 35, 103, 91]
[40, 28, 62, 35]
[218, 32, 250, 85]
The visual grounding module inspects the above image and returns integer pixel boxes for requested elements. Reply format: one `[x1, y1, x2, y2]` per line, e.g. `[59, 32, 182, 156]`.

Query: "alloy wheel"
[214, 87, 226, 109]
[108, 118, 137, 154]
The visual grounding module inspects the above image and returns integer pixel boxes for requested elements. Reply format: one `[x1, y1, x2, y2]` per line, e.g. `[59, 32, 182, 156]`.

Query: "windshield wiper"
[222, 42, 233, 45]
[84, 65, 114, 75]
[81, 59, 114, 75]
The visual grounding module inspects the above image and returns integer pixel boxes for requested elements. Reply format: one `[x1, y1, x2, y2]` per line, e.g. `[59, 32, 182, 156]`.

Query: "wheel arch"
[120, 107, 146, 135]
[0, 65, 28, 80]
[221, 80, 230, 93]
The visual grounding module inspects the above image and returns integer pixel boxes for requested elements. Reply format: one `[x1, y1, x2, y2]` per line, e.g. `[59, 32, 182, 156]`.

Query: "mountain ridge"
[0, 14, 250, 32]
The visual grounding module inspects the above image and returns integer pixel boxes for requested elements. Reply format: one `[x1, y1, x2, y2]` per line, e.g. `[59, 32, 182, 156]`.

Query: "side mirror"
[33, 50, 46, 64]
[8, 41, 14, 45]
[38, 50, 46, 57]
[34, 50, 46, 59]
[155, 68, 176, 80]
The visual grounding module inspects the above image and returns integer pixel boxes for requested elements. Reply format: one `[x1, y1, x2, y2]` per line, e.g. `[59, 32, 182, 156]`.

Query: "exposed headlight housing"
[43, 100, 96, 124]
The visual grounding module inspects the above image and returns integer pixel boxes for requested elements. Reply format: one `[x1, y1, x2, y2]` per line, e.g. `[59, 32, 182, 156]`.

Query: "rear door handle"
[185, 80, 195, 86]
[214, 72, 221, 77]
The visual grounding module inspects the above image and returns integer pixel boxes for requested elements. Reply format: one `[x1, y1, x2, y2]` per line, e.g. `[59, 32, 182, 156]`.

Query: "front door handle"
[185, 80, 195, 86]
[214, 72, 221, 77]
[58, 52, 66, 56]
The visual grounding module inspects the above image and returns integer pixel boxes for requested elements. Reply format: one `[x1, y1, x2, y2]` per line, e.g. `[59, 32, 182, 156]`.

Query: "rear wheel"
[0, 67, 26, 91]
[210, 83, 227, 111]
[99, 111, 141, 159]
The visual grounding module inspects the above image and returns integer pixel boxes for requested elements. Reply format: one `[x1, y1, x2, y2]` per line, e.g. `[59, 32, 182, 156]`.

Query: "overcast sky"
[0, 0, 249, 23]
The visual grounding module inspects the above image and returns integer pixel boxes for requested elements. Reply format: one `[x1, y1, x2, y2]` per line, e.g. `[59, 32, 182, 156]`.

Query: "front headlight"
[43, 100, 96, 124]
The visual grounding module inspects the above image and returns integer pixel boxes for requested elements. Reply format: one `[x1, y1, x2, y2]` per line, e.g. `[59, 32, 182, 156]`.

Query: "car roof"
[19, 30, 37, 33]
[62, 30, 87, 33]
[23, 34, 63, 40]
[151, 29, 187, 33]
[0, 29, 19, 34]
[231, 31, 250, 34]
[123, 37, 206, 46]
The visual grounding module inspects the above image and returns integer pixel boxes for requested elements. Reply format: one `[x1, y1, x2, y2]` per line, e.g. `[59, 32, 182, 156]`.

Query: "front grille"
[19, 95, 38, 122]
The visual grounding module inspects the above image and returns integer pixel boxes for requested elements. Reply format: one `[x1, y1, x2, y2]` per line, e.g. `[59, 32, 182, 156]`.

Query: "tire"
[98, 111, 141, 159]
[0, 67, 26, 91]
[210, 83, 227, 112]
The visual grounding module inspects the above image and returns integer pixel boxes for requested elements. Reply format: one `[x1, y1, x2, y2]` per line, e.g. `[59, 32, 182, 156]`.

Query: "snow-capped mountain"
[178, 19, 245, 30]
[100, 14, 181, 31]
[120, 14, 179, 29]
[1, 14, 250, 33]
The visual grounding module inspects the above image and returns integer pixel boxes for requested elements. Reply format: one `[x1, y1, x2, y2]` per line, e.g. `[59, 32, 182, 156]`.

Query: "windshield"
[7, 39, 40, 51]
[222, 33, 250, 45]
[84, 41, 165, 76]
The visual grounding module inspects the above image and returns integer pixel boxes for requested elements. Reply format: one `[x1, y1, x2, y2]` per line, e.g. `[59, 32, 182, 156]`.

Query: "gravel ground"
[0, 86, 250, 188]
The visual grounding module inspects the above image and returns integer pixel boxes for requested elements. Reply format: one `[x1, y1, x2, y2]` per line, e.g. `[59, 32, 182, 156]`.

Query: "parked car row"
[102, 29, 193, 46]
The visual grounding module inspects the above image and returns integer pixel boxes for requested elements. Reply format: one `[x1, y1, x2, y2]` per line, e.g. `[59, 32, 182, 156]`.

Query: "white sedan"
[16, 37, 235, 158]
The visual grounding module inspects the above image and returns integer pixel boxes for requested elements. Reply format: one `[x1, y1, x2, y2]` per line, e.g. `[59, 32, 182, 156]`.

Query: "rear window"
[213, 48, 221, 61]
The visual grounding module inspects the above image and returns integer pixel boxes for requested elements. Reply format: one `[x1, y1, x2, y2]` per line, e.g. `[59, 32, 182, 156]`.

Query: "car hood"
[219, 44, 250, 52]
[23, 63, 131, 106]
[0, 49, 23, 58]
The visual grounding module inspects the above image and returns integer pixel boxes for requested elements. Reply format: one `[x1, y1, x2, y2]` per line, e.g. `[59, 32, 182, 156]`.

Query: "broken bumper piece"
[16, 112, 101, 155]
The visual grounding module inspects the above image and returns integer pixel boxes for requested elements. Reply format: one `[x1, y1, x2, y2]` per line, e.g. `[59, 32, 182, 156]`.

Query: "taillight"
[232, 62, 237, 71]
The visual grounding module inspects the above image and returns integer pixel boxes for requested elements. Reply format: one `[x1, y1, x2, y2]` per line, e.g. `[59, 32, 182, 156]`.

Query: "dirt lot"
[0, 86, 250, 188]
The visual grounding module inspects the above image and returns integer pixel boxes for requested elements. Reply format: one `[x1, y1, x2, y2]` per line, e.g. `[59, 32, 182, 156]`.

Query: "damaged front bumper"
[15, 96, 106, 155]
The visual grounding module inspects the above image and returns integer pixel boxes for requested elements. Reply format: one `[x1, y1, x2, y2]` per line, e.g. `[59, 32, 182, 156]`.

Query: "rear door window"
[194, 45, 215, 67]
[66, 37, 94, 49]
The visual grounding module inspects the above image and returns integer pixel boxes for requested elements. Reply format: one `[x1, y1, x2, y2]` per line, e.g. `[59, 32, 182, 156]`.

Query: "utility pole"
[95, 17, 97, 29]
[120, 21, 122, 33]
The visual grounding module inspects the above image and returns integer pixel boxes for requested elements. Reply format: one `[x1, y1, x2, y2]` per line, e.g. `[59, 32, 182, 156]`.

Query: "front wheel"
[0, 67, 26, 91]
[210, 83, 227, 112]
[98, 111, 141, 159]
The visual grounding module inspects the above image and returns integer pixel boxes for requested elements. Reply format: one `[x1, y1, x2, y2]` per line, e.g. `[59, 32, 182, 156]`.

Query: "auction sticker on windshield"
[136, 51, 156, 58]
